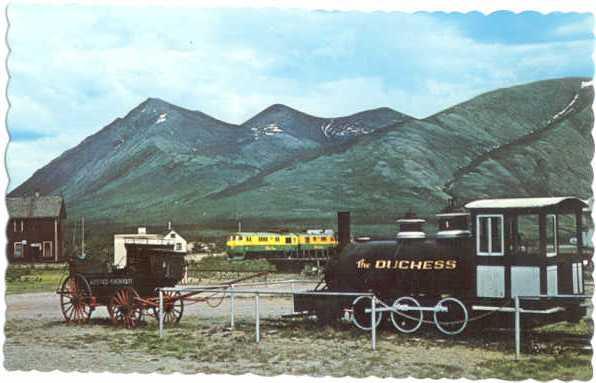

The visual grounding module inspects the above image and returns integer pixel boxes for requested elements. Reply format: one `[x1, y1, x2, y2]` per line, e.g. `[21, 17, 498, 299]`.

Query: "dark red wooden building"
[6, 194, 66, 263]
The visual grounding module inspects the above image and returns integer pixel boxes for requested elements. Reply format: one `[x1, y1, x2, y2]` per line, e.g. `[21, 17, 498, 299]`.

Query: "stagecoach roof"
[464, 197, 587, 210]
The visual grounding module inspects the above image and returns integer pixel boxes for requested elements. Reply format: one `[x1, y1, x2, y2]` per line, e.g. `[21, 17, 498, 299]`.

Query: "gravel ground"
[3, 282, 593, 378]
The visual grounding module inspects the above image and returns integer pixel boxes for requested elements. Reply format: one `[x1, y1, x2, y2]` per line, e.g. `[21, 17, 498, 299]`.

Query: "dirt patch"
[3, 291, 593, 379]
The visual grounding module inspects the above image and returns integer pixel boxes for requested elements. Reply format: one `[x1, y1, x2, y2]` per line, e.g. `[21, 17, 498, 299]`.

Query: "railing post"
[255, 293, 260, 343]
[515, 296, 520, 360]
[230, 284, 235, 329]
[159, 289, 164, 338]
[371, 295, 376, 351]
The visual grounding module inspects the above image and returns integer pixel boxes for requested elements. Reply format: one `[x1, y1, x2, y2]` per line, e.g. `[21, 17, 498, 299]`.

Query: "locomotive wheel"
[59, 274, 93, 324]
[433, 297, 468, 336]
[109, 287, 144, 328]
[351, 296, 383, 331]
[152, 291, 184, 325]
[390, 297, 423, 334]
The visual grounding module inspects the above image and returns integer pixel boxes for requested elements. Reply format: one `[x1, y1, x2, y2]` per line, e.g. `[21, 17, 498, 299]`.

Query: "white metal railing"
[157, 282, 377, 349]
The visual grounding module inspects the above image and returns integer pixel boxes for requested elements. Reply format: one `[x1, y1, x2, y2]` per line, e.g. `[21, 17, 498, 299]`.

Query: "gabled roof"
[6, 195, 65, 219]
[465, 197, 587, 210]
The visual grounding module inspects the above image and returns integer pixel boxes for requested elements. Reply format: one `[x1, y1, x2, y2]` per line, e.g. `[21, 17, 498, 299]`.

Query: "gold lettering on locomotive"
[358, 258, 457, 270]
[409, 260, 423, 269]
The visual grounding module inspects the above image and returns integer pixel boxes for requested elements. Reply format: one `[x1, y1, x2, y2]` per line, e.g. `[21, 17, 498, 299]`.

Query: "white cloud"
[5, 6, 593, 189]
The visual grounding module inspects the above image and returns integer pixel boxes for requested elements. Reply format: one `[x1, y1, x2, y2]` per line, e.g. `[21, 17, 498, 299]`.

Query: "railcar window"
[275, 237, 280, 242]
[285, 237, 291, 244]
[477, 215, 503, 256]
[305, 237, 310, 243]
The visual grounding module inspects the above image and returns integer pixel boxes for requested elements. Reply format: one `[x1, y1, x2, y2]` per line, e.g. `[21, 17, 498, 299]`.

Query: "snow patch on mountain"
[320, 121, 371, 138]
[155, 113, 168, 124]
[251, 123, 284, 139]
[546, 94, 578, 125]
[581, 80, 593, 89]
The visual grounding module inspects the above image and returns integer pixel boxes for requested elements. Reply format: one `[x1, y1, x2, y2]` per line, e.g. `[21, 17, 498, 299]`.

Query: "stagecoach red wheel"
[152, 291, 184, 325]
[109, 287, 144, 328]
[60, 274, 93, 324]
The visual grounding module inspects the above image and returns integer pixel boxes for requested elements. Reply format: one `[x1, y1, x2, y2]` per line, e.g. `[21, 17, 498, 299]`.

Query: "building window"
[170, 233, 176, 238]
[43, 241, 53, 258]
[175, 243, 182, 251]
[20, 220, 24, 232]
[477, 215, 504, 256]
[14, 243, 23, 258]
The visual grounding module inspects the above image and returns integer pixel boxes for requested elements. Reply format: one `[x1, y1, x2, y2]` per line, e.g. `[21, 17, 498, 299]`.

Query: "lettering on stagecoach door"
[89, 277, 134, 286]
[356, 258, 457, 270]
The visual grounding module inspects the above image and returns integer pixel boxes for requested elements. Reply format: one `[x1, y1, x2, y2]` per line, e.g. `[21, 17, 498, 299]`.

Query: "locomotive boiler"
[294, 197, 589, 335]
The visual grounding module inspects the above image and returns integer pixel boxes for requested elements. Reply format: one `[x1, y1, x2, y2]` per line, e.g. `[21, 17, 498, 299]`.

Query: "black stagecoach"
[57, 243, 186, 328]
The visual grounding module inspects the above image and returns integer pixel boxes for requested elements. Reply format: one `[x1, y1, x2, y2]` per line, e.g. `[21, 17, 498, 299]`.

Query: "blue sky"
[6, 6, 594, 189]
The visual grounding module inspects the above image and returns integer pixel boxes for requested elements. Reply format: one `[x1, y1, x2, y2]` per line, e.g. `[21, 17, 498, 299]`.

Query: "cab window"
[477, 215, 503, 256]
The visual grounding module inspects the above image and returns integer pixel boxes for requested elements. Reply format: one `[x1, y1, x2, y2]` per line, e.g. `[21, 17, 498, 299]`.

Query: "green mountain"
[9, 78, 593, 236]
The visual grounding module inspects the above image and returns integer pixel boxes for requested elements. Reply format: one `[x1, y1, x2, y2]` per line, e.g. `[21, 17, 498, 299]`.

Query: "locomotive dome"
[396, 218, 427, 239]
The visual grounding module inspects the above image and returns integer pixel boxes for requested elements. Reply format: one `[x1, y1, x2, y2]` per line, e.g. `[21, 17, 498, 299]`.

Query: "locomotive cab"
[465, 197, 588, 300]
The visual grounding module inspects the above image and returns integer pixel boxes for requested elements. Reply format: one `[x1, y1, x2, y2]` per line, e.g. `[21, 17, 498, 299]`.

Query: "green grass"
[5, 266, 67, 295]
[478, 353, 593, 380]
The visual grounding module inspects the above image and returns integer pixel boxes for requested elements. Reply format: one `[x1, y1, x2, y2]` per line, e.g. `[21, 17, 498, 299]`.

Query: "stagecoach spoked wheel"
[152, 291, 184, 325]
[390, 296, 423, 334]
[433, 297, 468, 336]
[59, 274, 93, 324]
[109, 287, 144, 329]
[351, 296, 383, 331]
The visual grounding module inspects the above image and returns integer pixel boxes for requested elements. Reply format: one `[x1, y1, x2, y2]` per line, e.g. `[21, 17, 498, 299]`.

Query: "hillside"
[9, 78, 593, 236]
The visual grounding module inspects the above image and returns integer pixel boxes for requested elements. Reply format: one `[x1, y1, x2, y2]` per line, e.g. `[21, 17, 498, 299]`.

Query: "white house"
[113, 226, 188, 268]
[163, 229, 188, 252]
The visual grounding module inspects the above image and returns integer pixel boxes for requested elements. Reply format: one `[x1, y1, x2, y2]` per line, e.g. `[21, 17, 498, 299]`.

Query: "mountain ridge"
[8, 77, 594, 234]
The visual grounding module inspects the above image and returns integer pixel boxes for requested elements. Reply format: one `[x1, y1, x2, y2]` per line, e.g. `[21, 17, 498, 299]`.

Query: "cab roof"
[465, 197, 587, 210]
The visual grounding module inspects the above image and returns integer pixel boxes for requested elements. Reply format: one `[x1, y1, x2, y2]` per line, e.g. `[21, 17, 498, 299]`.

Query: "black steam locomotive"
[294, 197, 589, 335]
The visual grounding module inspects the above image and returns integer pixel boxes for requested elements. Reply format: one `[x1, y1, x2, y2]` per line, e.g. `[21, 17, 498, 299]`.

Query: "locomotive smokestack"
[337, 211, 351, 252]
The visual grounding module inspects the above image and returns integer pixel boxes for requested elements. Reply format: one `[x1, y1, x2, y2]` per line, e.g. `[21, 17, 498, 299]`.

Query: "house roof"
[6, 195, 65, 218]
[465, 197, 587, 210]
